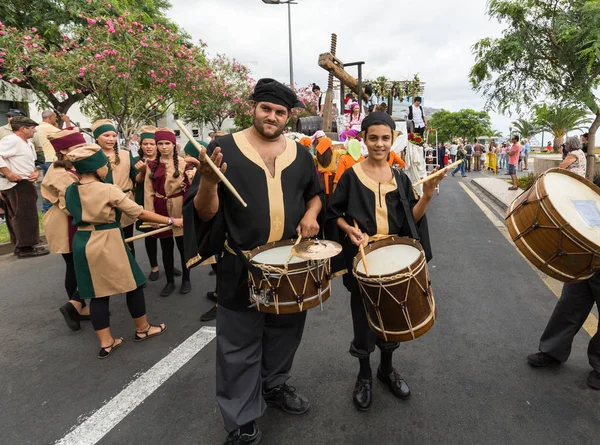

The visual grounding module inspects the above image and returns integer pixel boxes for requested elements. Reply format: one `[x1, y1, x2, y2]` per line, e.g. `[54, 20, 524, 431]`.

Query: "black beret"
[361, 112, 396, 132]
[249, 78, 305, 110]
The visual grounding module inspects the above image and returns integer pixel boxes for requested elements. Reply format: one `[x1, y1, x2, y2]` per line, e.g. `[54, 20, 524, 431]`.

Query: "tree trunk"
[585, 112, 600, 180]
[553, 135, 563, 154]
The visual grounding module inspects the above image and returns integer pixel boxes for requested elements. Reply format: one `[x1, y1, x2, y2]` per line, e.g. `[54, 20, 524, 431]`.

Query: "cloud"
[168, 0, 512, 131]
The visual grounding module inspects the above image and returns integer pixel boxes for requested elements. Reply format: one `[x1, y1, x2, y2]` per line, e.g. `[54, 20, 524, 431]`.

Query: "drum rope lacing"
[508, 178, 600, 280]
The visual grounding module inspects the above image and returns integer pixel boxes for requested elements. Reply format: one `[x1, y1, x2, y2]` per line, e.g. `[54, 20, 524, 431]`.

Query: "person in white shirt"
[0, 117, 50, 258]
[449, 142, 458, 163]
[407, 96, 427, 136]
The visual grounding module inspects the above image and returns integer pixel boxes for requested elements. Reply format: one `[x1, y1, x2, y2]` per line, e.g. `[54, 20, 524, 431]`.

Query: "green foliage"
[533, 103, 592, 151]
[517, 173, 537, 191]
[428, 109, 493, 142]
[363, 74, 423, 100]
[510, 118, 538, 139]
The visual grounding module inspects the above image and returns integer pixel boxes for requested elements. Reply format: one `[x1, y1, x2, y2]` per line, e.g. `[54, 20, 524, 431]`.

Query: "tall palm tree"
[535, 105, 592, 153]
[511, 118, 538, 139]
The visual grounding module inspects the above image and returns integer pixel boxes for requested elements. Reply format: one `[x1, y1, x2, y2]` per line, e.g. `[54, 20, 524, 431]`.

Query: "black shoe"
[207, 291, 218, 302]
[224, 423, 262, 445]
[17, 246, 50, 258]
[587, 370, 600, 390]
[59, 302, 81, 331]
[352, 378, 373, 411]
[180, 280, 191, 294]
[200, 305, 218, 321]
[174, 267, 182, 277]
[160, 282, 176, 297]
[148, 270, 159, 281]
[377, 367, 411, 400]
[527, 352, 561, 368]
[263, 383, 310, 415]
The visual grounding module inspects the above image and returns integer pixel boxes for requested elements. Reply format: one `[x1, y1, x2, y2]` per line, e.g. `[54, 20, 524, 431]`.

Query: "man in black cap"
[183, 78, 323, 444]
[0, 116, 49, 258]
[0, 109, 27, 140]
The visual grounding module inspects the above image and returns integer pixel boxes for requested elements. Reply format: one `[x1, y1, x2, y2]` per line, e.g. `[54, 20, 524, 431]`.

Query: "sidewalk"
[470, 176, 525, 210]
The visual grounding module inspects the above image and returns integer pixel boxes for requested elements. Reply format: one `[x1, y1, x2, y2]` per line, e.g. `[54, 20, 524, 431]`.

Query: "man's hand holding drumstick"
[193, 145, 228, 222]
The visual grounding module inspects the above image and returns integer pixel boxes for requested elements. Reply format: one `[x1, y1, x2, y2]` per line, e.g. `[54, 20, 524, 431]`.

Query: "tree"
[533, 104, 592, 153]
[176, 55, 254, 132]
[510, 118, 538, 139]
[0, 0, 179, 117]
[1, 12, 208, 139]
[470, 0, 600, 179]
[428, 109, 493, 143]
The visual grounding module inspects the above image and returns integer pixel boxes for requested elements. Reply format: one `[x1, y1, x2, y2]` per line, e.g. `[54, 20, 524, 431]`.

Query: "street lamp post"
[262, 0, 297, 86]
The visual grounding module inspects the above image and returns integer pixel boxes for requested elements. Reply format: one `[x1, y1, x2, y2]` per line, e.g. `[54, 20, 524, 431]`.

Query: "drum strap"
[394, 170, 420, 242]
[224, 237, 260, 274]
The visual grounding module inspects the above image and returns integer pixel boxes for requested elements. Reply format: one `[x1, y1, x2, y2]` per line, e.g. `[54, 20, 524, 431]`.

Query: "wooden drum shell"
[353, 237, 436, 342]
[505, 169, 600, 283]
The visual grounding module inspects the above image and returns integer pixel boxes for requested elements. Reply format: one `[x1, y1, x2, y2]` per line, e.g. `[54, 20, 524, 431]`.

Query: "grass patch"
[0, 212, 44, 244]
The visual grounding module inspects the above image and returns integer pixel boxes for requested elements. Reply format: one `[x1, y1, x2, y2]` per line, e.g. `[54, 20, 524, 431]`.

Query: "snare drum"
[353, 237, 436, 342]
[506, 168, 600, 282]
[248, 240, 331, 314]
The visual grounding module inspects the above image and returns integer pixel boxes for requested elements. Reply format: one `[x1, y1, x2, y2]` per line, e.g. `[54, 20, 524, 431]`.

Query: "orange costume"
[334, 139, 364, 184]
[388, 151, 406, 168]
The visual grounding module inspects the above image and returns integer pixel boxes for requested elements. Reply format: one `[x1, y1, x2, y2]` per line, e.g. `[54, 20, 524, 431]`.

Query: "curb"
[470, 180, 509, 211]
[0, 236, 47, 256]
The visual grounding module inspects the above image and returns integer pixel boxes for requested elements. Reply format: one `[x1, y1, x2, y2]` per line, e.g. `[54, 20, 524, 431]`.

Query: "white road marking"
[55, 326, 217, 445]
[458, 182, 598, 337]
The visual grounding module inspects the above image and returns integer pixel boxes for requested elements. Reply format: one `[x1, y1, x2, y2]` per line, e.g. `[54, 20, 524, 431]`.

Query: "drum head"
[545, 171, 600, 247]
[252, 245, 304, 265]
[357, 244, 421, 275]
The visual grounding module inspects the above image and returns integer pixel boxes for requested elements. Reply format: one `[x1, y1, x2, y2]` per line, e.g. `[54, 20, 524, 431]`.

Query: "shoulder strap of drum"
[226, 235, 260, 274]
[394, 169, 420, 242]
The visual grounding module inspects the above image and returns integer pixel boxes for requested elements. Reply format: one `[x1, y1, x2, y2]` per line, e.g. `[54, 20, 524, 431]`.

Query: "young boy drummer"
[65, 144, 182, 358]
[326, 112, 445, 411]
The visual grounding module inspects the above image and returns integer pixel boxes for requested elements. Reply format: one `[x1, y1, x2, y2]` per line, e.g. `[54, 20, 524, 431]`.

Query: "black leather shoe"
[200, 305, 217, 322]
[174, 267, 182, 277]
[160, 282, 176, 297]
[180, 280, 191, 294]
[527, 352, 561, 368]
[17, 246, 50, 258]
[148, 270, 159, 281]
[587, 370, 600, 390]
[59, 302, 81, 331]
[352, 378, 373, 411]
[377, 367, 411, 400]
[263, 383, 310, 415]
[207, 291, 218, 302]
[224, 423, 262, 445]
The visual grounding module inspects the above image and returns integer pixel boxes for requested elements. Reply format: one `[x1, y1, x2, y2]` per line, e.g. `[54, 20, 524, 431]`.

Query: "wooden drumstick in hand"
[413, 160, 462, 186]
[354, 220, 369, 276]
[285, 234, 303, 267]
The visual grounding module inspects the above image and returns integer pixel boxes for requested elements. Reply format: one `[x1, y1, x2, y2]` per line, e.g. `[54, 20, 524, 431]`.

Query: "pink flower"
[86, 18, 96, 25]
[17, 67, 23, 72]
[95, 54, 103, 59]
[31, 27, 37, 32]
[76, 89, 82, 93]
[168, 82, 176, 88]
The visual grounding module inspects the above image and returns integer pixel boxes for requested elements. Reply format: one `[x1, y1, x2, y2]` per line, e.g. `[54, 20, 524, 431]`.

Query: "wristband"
[167, 217, 173, 225]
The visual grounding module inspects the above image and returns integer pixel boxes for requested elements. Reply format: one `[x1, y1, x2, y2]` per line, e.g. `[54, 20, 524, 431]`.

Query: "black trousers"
[123, 224, 135, 257]
[350, 290, 399, 359]
[1, 181, 39, 248]
[159, 236, 189, 283]
[61, 253, 83, 305]
[413, 126, 425, 137]
[144, 236, 159, 268]
[539, 274, 600, 372]
[465, 156, 472, 171]
[216, 305, 307, 432]
[89, 286, 147, 331]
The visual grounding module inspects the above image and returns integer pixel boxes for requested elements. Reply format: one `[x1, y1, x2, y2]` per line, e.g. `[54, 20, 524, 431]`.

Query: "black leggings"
[89, 286, 147, 331]
[123, 224, 135, 257]
[145, 236, 159, 268]
[160, 236, 189, 283]
[62, 253, 84, 305]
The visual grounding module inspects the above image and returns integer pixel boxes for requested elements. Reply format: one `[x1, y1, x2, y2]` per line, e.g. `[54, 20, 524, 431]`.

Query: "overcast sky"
[168, 0, 522, 138]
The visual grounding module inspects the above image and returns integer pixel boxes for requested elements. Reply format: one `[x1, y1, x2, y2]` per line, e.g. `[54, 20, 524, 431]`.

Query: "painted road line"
[55, 326, 217, 445]
[458, 182, 598, 337]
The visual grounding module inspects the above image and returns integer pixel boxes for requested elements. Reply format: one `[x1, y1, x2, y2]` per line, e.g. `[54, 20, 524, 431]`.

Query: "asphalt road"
[1, 173, 598, 445]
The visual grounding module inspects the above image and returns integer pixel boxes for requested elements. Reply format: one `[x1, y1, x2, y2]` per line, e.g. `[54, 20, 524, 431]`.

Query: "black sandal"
[98, 337, 124, 359]
[134, 323, 167, 342]
[59, 302, 81, 331]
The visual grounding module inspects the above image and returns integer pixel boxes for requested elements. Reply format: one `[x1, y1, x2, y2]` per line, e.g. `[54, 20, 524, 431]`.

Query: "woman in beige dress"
[42, 128, 90, 330]
[65, 144, 182, 358]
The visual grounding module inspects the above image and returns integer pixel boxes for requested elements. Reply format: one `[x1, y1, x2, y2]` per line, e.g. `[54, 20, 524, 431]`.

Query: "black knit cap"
[249, 78, 305, 110]
[361, 112, 396, 132]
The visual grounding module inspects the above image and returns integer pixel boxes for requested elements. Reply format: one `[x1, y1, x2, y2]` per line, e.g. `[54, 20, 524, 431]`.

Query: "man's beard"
[253, 114, 285, 140]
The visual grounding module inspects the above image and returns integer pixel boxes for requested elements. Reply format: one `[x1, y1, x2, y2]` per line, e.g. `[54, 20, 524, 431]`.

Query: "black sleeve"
[594, 176, 600, 187]
[182, 169, 227, 269]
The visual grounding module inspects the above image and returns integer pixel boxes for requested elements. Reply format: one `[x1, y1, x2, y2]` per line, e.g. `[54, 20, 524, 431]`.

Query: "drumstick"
[125, 226, 173, 243]
[413, 160, 463, 187]
[138, 223, 168, 229]
[175, 120, 248, 208]
[354, 220, 369, 276]
[285, 234, 303, 267]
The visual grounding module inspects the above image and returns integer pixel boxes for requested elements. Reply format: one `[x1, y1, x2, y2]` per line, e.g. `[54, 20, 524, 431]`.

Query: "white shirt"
[410, 105, 425, 128]
[0, 133, 37, 190]
[449, 144, 458, 155]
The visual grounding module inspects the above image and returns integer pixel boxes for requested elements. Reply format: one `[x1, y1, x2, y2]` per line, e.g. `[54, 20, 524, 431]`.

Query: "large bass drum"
[353, 237, 436, 342]
[506, 168, 600, 282]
